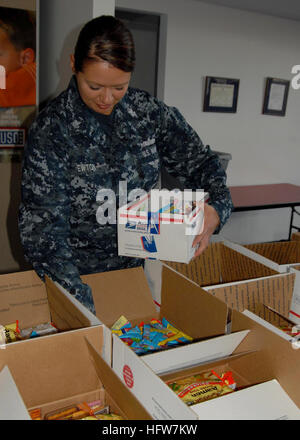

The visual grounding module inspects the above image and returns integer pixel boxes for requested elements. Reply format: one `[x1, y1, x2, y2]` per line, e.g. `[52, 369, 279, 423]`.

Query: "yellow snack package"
[167, 370, 236, 406]
[111, 315, 131, 335]
[1, 321, 20, 344]
[96, 413, 124, 420]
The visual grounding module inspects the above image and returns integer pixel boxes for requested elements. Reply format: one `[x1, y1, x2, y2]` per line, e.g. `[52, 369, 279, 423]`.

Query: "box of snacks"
[0, 325, 151, 420]
[50, 264, 229, 371]
[109, 310, 300, 419]
[118, 189, 206, 263]
[144, 238, 280, 308]
[0, 270, 100, 349]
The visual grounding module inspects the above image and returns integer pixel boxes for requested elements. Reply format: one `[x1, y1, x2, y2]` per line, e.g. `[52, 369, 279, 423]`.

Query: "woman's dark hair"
[74, 15, 135, 73]
[0, 7, 36, 52]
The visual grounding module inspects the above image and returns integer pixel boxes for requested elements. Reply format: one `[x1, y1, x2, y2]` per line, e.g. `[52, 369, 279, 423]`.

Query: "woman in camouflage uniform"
[19, 16, 233, 314]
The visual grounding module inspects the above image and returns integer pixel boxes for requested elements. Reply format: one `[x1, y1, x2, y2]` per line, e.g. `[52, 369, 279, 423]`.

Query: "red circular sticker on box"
[123, 364, 134, 388]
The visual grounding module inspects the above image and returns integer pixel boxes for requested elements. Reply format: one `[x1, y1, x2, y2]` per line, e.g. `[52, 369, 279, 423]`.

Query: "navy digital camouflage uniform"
[19, 76, 233, 313]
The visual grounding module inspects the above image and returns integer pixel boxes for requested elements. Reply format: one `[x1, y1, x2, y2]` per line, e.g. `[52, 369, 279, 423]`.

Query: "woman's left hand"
[192, 204, 220, 258]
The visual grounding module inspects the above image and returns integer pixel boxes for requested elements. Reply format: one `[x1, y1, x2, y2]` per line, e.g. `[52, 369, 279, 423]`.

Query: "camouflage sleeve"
[18, 115, 95, 314]
[156, 104, 233, 231]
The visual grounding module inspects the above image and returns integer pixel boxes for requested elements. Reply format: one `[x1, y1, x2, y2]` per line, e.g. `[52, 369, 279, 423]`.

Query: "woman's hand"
[192, 204, 220, 258]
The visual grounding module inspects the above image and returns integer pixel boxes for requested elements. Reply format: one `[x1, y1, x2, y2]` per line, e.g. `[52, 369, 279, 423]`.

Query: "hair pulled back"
[74, 15, 135, 73]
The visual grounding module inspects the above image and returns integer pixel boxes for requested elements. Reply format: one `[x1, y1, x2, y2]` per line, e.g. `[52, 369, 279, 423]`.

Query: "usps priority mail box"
[118, 190, 206, 264]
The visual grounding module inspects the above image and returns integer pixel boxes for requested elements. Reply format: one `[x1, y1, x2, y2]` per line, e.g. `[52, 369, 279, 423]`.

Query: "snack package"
[0, 321, 20, 344]
[19, 322, 58, 340]
[167, 370, 236, 406]
[42, 402, 121, 421]
[111, 316, 193, 355]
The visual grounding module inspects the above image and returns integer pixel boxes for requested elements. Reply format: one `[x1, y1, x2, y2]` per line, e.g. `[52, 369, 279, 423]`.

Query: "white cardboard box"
[144, 238, 280, 308]
[111, 314, 300, 420]
[224, 239, 300, 274]
[0, 326, 151, 420]
[289, 266, 300, 324]
[118, 190, 206, 263]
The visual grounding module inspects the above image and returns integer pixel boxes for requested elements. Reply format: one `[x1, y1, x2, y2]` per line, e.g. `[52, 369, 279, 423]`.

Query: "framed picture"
[203, 76, 239, 113]
[262, 78, 290, 116]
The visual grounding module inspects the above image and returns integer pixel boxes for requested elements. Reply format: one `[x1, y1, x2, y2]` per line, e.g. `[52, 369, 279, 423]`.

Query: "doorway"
[115, 9, 165, 99]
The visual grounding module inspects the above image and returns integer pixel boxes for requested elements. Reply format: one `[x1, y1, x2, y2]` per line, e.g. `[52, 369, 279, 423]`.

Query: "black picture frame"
[262, 77, 290, 116]
[203, 76, 239, 113]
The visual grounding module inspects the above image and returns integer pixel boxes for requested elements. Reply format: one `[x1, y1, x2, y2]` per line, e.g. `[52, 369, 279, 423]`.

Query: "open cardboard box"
[292, 232, 300, 241]
[203, 271, 299, 330]
[225, 239, 300, 273]
[77, 266, 229, 369]
[110, 310, 300, 420]
[0, 325, 151, 420]
[289, 266, 300, 324]
[118, 190, 206, 263]
[0, 270, 102, 349]
[144, 239, 279, 308]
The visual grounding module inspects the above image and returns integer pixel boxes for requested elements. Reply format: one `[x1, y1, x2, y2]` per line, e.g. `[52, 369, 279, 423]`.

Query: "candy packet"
[167, 370, 236, 406]
[0, 321, 20, 344]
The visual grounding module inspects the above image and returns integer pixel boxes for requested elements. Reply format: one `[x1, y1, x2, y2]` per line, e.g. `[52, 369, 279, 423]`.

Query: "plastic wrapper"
[111, 316, 193, 355]
[166, 370, 236, 406]
[19, 322, 58, 340]
[0, 321, 20, 344]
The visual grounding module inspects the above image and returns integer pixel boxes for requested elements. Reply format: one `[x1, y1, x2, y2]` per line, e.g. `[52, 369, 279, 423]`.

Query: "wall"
[116, 0, 300, 243]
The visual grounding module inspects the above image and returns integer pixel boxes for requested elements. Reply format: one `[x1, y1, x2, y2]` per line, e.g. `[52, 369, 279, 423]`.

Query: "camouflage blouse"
[19, 76, 233, 312]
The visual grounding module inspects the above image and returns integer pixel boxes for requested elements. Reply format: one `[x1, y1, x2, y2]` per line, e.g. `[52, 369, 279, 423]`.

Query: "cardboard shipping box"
[0, 270, 100, 347]
[145, 239, 279, 307]
[289, 266, 300, 324]
[0, 325, 151, 420]
[111, 310, 300, 420]
[118, 190, 206, 263]
[226, 239, 300, 273]
[292, 232, 300, 241]
[203, 272, 299, 336]
[49, 265, 228, 373]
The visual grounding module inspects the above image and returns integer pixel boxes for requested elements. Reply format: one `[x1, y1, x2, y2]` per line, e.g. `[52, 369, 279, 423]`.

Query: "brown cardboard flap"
[85, 338, 152, 420]
[0, 270, 50, 328]
[164, 242, 222, 286]
[45, 276, 93, 331]
[208, 273, 295, 318]
[161, 351, 263, 388]
[220, 245, 277, 282]
[231, 310, 300, 407]
[0, 326, 103, 408]
[245, 241, 300, 265]
[292, 232, 300, 242]
[160, 265, 228, 339]
[252, 303, 296, 329]
[82, 267, 157, 327]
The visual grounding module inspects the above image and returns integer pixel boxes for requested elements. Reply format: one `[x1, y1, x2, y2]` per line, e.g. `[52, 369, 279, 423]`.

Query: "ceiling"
[196, 0, 300, 21]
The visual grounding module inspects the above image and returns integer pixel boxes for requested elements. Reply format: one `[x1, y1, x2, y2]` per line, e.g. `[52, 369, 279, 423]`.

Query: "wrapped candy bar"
[19, 322, 58, 339]
[167, 370, 236, 406]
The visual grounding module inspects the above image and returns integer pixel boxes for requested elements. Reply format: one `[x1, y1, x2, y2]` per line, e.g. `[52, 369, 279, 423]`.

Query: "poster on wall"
[0, 5, 37, 162]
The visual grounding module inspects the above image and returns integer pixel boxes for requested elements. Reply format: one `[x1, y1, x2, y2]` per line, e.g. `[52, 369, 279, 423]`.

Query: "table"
[229, 183, 300, 240]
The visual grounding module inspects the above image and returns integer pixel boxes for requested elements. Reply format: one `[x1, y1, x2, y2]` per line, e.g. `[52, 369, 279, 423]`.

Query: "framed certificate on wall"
[203, 76, 240, 113]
